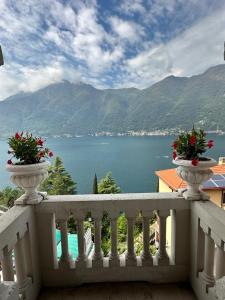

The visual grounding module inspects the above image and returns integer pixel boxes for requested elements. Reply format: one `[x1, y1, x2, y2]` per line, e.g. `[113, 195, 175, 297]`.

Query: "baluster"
[2, 246, 14, 281]
[23, 224, 33, 278]
[92, 211, 103, 268]
[109, 212, 120, 267]
[156, 210, 170, 266]
[214, 241, 225, 280]
[58, 218, 74, 269]
[141, 211, 153, 266]
[14, 233, 30, 296]
[75, 213, 87, 268]
[200, 227, 215, 288]
[125, 211, 137, 266]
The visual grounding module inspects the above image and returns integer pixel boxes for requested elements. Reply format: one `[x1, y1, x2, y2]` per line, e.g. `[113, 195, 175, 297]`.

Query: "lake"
[0, 135, 225, 193]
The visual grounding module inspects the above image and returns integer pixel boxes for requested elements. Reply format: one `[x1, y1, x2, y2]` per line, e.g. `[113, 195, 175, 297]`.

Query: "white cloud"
[0, 0, 225, 100]
[118, 0, 146, 15]
[109, 16, 145, 42]
[116, 5, 225, 88]
[0, 60, 81, 100]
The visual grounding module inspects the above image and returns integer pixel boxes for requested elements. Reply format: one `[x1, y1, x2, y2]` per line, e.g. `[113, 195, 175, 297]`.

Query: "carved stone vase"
[173, 157, 217, 200]
[6, 161, 50, 205]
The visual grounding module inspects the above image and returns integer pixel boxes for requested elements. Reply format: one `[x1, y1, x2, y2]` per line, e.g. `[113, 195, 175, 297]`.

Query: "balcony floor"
[38, 282, 197, 300]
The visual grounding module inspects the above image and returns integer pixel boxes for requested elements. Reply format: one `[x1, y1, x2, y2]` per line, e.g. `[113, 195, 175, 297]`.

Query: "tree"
[93, 173, 98, 194]
[40, 156, 77, 195]
[0, 186, 23, 208]
[97, 172, 121, 255]
[98, 172, 121, 194]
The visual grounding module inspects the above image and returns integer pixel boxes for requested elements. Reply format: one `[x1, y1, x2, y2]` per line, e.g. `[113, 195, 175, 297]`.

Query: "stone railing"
[190, 200, 225, 300]
[34, 193, 190, 287]
[0, 206, 40, 299]
[0, 192, 225, 300]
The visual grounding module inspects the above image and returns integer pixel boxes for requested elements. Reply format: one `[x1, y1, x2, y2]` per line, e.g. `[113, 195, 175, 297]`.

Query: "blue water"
[56, 229, 78, 260]
[1, 135, 225, 193]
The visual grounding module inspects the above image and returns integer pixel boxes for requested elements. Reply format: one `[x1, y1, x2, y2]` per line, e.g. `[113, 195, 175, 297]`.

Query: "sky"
[0, 0, 225, 100]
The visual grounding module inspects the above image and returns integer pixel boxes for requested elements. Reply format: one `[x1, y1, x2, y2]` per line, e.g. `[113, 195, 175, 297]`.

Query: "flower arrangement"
[7, 132, 53, 165]
[172, 127, 214, 166]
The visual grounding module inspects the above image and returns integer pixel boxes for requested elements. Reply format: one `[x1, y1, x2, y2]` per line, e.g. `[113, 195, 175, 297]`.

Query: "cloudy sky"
[0, 0, 225, 100]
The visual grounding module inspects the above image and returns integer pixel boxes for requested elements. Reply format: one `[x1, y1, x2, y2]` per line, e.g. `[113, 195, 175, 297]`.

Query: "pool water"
[56, 229, 79, 260]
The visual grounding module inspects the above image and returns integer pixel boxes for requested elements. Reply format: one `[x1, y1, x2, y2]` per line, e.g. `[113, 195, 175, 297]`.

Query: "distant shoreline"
[0, 130, 224, 140]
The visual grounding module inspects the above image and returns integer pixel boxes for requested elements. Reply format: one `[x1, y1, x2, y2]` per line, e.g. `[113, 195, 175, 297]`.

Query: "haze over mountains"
[0, 64, 225, 137]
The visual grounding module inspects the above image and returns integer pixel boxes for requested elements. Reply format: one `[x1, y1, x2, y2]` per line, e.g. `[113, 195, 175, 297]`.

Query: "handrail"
[190, 200, 225, 300]
[0, 206, 41, 300]
[34, 192, 191, 287]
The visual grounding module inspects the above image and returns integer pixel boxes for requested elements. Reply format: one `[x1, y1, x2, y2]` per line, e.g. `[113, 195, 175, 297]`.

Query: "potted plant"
[172, 127, 217, 200]
[6, 132, 53, 205]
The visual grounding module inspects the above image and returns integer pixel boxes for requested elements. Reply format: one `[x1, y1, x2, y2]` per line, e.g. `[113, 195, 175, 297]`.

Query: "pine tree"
[98, 171, 121, 255]
[40, 156, 77, 195]
[98, 172, 121, 194]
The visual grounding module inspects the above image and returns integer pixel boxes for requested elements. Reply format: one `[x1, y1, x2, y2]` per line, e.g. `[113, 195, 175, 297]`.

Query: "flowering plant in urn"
[172, 127, 217, 200]
[6, 132, 53, 205]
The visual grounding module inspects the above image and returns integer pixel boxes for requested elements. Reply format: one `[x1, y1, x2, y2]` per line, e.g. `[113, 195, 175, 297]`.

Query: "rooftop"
[155, 164, 225, 191]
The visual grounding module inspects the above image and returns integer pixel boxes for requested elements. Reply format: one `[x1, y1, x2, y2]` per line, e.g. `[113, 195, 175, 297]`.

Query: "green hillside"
[0, 64, 225, 136]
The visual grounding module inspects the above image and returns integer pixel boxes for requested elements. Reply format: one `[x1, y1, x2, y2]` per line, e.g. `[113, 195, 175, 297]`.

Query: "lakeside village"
[51, 128, 225, 138]
[0, 129, 224, 140]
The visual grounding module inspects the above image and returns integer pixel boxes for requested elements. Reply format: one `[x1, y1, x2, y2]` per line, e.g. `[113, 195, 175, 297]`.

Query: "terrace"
[0, 185, 225, 300]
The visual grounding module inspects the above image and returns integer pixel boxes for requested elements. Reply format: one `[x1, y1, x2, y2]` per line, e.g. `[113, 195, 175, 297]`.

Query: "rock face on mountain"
[0, 64, 225, 136]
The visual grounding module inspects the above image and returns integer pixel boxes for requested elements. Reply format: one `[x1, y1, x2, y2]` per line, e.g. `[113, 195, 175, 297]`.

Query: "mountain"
[0, 65, 225, 136]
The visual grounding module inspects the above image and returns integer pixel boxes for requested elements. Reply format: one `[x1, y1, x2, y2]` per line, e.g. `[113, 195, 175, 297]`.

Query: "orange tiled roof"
[155, 164, 225, 191]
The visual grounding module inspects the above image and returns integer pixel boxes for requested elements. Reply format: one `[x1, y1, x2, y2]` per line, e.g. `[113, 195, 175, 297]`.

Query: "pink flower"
[191, 159, 198, 166]
[7, 159, 12, 165]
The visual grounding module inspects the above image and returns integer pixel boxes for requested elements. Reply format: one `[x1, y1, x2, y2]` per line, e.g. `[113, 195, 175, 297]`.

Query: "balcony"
[0, 192, 225, 300]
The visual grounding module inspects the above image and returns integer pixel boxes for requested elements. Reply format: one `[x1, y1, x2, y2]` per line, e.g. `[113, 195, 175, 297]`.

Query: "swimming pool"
[56, 229, 78, 260]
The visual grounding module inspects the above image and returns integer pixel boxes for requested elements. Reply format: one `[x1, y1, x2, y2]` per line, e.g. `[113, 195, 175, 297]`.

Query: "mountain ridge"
[0, 64, 225, 136]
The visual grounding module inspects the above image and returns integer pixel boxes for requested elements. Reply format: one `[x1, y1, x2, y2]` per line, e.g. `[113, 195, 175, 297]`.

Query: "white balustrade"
[190, 201, 225, 300]
[92, 210, 103, 268]
[0, 192, 200, 292]
[215, 242, 225, 280]
[0, 206, 40, 300]
[125, 211, 137, 266]
[109, 211, 120, 267]
[2, 246, 14, 281]
[74, 210, 88, 268]
[14, 233, 30, 295]
[156, 209, 170, 266]
[200, 228, 215, 287]
[58, 218, 74, 269]
[141, 211, 153, 266]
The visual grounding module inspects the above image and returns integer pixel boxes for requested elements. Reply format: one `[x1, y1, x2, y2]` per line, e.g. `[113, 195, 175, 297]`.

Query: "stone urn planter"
[6, 161, 50, 205]
[173, 157, 217, 200]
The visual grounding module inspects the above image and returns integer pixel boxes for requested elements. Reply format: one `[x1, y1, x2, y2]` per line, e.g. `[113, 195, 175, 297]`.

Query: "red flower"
[7, 159, 12, 164]
[48, 151, 53, 157]
[37, 139, 44, 146]
[37, 151, 45, 158]
[189, 135, 196, 145]
[173, 151, 177, 160]
[207, 140, 214, 149]
[191, 159, 198, 166]
[172, 142, 177, 149]
[15, 132, 21, 140]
